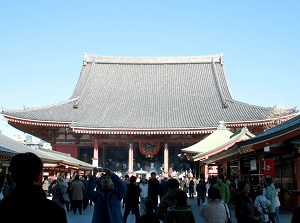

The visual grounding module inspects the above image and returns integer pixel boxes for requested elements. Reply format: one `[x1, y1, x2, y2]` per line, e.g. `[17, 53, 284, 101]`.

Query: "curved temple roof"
[2, 53, 297, 133]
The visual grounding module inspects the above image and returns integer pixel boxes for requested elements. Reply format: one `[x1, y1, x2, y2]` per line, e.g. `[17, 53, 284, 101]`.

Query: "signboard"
[264, 160, 274, 177]
[250, 159, 257, 171]
[208, 165, 218, 174]
[1, 161, 10, 167]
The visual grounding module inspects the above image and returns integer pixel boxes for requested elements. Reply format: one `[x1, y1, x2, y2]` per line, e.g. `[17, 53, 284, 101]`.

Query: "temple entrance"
[78, 145, 193, 177]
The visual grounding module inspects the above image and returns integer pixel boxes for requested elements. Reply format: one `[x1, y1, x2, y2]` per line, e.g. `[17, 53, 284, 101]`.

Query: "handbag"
[59, 193, 70, 204]
[0, 186, 4, 201]
[259, 201, 269, 214]
[223, 203, 232, 223]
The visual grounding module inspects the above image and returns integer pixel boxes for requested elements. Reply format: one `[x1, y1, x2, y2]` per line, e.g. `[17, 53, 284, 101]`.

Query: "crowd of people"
[1, 152, 300, 223]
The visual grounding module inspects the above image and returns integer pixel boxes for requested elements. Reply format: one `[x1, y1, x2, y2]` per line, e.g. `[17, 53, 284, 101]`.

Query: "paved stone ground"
[66, 196, 293, 223]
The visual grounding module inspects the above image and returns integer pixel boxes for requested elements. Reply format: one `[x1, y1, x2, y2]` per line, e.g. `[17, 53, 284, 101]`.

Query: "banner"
[264, 160, 274, 178]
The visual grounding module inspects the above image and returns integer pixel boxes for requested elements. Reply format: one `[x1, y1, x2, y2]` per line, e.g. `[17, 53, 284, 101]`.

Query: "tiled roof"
[2, 53, 298, 132]
[193, 126, 255, 162]
[181, 121, 233, 153]
[236, 114, 300, 148]
[0, 132, 94, 169]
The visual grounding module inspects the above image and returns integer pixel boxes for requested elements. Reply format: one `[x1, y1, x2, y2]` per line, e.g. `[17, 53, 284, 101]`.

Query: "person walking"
[291, 205, 300, 223]
[85, 167, 127, 223]
[52, 176, 69, 210]
[213, 174, 230, 204]
[188, 177, 195, 199]
[165, 190, 195, 223]
[196, 178, 206, 206]
[265, 178, 277, 223]
[122, 174, 130, 208]
[254, 190, 271, 222]
[81, 175, 89, 211]
[70, 174, 85, 215]
[274, 188, 281, 223]
[0, 172, 10, 200]
[139, 175, 149, 215]
[156, 178, 181, 222]
[148, 172, 159, 210]
[123, 175, 141, 223]
[66, 177, 73, 212]
[0, 152, 67, 223]
[159, 177, 168, 201]
[235, 180, 264, 223]
[139, 199, 160, 223]
[199, 187, 229, 223]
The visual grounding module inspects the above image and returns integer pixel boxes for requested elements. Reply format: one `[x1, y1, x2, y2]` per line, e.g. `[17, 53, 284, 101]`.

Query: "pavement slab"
[66, 196, 293, 223]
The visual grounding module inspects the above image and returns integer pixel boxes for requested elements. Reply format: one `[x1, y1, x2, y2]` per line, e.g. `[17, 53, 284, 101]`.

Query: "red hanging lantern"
[139, 142, 160, 157]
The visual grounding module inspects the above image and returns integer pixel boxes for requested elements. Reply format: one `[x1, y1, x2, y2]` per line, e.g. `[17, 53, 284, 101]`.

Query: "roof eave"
[237, 124, 300, 150]
[4, 115, 72, 127]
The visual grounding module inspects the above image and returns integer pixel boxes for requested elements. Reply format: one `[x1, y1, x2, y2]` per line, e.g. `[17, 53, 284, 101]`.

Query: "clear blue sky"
[1, 1, 299, 139]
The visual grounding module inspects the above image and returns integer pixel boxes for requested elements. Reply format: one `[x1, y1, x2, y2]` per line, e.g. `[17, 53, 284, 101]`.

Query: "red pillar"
[92, 135, 99, 167]
[204, 164, 208, 181]
[295, 156, 300, 204]
[259, 151, 264, 186]
[164, 142, 169, 176]
[102, 146, 106, 167]
[128, 143, 133, 174]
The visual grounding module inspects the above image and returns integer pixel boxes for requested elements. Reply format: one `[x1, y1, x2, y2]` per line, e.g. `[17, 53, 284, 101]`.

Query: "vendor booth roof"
[0, 132, 94, 169]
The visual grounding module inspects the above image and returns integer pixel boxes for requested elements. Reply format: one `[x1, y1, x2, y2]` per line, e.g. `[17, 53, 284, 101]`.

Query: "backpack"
[0, 186, 4, 201]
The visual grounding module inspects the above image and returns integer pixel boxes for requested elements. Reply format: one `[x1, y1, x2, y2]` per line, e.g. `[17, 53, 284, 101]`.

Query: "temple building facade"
[1, 53, 297, 176]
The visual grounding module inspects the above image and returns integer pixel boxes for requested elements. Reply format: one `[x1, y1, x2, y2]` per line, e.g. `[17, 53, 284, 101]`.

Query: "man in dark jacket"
[291, 205, 300, 223]
[156, 178, 181, 222]
[0, 152, 67, 223]
[196, 178, 206, 206]
[158, 177, 169, 200]
[148, 172, 159, 210]
[123, 175, 141, 222]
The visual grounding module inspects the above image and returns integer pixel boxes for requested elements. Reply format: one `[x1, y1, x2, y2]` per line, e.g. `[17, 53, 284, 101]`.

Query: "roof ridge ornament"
[217, 121, 227, 130]
[73, 101, 78, 109]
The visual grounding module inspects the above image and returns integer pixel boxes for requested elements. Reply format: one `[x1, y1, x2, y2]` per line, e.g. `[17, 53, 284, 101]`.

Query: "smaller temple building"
[187, 115, 300, 209]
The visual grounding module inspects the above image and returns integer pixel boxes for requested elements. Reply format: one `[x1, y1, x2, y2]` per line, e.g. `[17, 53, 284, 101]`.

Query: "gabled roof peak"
[83, 53, 224, 64]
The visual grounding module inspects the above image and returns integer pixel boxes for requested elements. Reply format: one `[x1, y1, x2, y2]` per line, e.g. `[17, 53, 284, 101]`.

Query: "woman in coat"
[235, 180, 264, 223]
[0, 172, 10, 199]
[52, 176, 68, 209]
[199, 187, 229, 223]
[254, 190, 271, 222]
[264, 178, 277, 223]
[165, 190, 195, 223]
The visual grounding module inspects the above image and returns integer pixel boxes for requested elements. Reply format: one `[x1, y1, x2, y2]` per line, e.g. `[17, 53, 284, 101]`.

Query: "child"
[254, 190, 271, 222]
